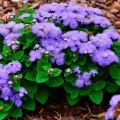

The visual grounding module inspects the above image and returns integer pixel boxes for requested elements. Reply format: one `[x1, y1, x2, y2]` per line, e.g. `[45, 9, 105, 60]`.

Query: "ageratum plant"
[0, 2, 120, 119]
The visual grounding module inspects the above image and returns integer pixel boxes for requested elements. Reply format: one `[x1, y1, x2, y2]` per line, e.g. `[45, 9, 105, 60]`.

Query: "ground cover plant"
[0, 1, 120, 120]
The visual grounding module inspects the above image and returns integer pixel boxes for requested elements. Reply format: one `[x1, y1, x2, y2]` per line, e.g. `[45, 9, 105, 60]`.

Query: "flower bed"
[0, 2, 120, 120]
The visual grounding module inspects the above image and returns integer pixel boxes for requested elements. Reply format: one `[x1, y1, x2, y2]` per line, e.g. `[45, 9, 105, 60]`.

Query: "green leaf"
[2, 45, 11, 56]
[105, 82, 119, 93]
[66, 94, 80, 105]
[38, 70, 48, 77]
[70, 88, 79, 99]
[0, 101, 3, 107]
[79, 86, 92, 96]
[0, 112, 8, 120]
[35, 87, 49, 104]
[78, 55, 86, 65]
[113, 41, 120, 56]
[72, 53, 78, 62]
[89, 91, 103, 104]
[0, 35, 4, 52]
[115, 79, 120, 86]
[10, 50, 24, 60]
[42, 66, 51, 71]
[110, 64, 120, 79]
[92, 81, 106, 91]
[36, 73, 49, 83]
[46, 76, 64, 87]
[25, 70, 36, 81]
[63, 83, 75, 94]
[65, 75, 76, 83]
[9, 107, 22, 117]
[23, 99, 36, 111]
[13, 82, 21, 91]
[37, 59, 51, 72]
[23, 82, 38, 98]
[4, 103, 13, 112]
[52, 68, 62, 77]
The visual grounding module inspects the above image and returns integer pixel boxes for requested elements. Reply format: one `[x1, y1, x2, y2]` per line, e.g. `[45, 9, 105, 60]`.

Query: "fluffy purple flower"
[0, 68, 9, 80]
[29, 49, 45, 62]
[92, 15, 111, 28]
[0, 54, 2, 60]
[90, 69, 98, 76]
[105, 107, 114, 120]
[12, 23, 24, 32]
[4, 33, 22, 46]
[75, 75, 84, 88]
[0, 27, 9, 37]
[74, 66, 80, 74]
[109, 94, 120, 107]
[62, 31, 88, 52]
[32, 22, 62, 39]
[4, 21, 16, 29]
[63, 31, 88, 43]
[86, 7, 102, 15]
[0, 62, 27, 107]
[82, 72, 91, 81]
[79, 42, 96, 54]
[54, 53, 65, 65]
[75, 69, 98, 88]
[23, 0, 28, 4]
[4, 61, 22, 74]
[117, 116, 120, 120]
[103, 27, 120, 40]
[19, 13, 30, 19]
[75, 73, 92, 88]
[1, 87, 11, 100]
[62, 12, 78, 29]
[92, 49, 119, 67]
[19, 87, 27, 97]
[10, 94, 22, 107]
[33, 3, 108, 28]
[90, 34, 113, 49]
[105, 94, 120, 120]
[15, 99, 22, 107]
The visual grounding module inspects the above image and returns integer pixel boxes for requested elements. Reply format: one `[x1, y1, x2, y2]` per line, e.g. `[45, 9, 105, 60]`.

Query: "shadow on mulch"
[7, 91, 111, 120]
[24, 98, 108, 120]
[23, 89, 111, 120]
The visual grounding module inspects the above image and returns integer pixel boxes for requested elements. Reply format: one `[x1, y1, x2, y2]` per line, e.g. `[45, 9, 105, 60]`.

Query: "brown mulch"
[0, 0, 120, 120]
[24, 100, 107, 120]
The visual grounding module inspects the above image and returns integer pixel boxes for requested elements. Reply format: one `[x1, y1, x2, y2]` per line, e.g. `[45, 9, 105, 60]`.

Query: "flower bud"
[14, 75, 19, 80]
[48, 68, 54, 74]
[66, 68, 72, 74]
[0, 106, 4, 111]
[45, 51, 51, 57]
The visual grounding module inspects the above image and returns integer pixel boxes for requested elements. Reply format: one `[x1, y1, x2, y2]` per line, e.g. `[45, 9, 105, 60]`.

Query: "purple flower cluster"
[33, 3, 111, 28]
[31, 3, 120, 67]
[19, 13, 30, 19]
[105, 95, 120, 120]
[74, 67, 98, 88]
[31, 22, 119, 66]
[29, 44, 45, 62]
[0, 61, 27, 107]
[0, 21, 24, 50]
[32, 22, 62, 39]
[92, 49, 119, 67]
[31, 22, 66, 65]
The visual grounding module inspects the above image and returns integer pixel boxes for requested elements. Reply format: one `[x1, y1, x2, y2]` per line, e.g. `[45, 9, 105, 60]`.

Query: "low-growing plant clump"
[0, 1, 120, 120]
